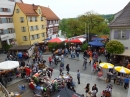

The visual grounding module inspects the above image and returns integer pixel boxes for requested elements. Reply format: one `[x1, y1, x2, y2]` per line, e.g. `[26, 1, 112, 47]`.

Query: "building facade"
[40, 6, 60, 39]
[109, 2, 130, 49]
[0, 0, 22, 49]
[13, 3, 46, 45]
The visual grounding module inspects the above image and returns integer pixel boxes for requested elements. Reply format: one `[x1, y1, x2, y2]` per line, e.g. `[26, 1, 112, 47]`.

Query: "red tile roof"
[16, 2, 39, 16]
[40, 6, 60, 20]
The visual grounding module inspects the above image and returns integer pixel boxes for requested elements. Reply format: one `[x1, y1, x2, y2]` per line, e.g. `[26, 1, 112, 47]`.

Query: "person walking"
[48, 56, 52, 66]
[83, 58, 87, 70]
[66, 64, 70, 74]
[124, 76, 129, 89]
[89, 56, 92, 64]
[84, 83, 90, 95]
[92, 84, 98, 97]
[77, 70, 80, 84]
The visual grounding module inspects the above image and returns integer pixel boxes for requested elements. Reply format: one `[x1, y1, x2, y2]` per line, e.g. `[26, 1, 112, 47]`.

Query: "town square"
[0, 0, 130, 97]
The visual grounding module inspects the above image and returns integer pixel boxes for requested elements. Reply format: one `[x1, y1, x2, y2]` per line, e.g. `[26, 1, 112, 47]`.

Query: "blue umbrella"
[91, 37, 104, 41]
[88, 41, 104, 47]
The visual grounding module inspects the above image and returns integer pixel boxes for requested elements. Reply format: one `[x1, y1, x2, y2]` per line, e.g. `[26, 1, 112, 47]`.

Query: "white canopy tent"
[0, 61, 19, 70]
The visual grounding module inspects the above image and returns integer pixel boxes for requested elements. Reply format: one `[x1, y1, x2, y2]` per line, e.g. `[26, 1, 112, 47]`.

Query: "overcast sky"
[23, 0, 130, 19]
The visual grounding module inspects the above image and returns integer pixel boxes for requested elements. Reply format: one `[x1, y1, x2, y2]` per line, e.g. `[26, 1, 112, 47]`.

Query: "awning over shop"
[116, 50, 130, 56]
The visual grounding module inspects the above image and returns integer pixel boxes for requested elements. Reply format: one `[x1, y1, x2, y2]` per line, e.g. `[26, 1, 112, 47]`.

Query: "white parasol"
[0, 61, 19, 70]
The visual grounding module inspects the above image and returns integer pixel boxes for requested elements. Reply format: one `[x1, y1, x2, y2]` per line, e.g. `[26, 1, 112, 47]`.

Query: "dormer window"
[38, 9, 41, 14]
[16, 9, 20, 13]
[0, 8, 10, 12]
[41, 17, 43, 21]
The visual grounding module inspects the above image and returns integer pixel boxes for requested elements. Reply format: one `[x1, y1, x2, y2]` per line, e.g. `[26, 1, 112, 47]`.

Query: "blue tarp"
[91, 37, 104, 41]
[88, 41, 104, 47]
[45, 38, 51, 40]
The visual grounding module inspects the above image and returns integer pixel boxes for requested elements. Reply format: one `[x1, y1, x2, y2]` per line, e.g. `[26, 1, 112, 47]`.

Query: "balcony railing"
[0, 82, 10, 97]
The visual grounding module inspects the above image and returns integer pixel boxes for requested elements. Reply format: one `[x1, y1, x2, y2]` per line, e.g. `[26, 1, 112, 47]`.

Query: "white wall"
[0, 0, 22, 15]
[110, 29, 130, 49]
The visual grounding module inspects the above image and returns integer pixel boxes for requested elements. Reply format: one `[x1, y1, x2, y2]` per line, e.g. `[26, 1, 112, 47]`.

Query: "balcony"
[54, 24, 59, 26]
[48, 24, 53, 27]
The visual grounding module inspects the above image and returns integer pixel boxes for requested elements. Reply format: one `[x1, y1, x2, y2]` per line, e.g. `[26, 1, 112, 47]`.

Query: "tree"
[59, 11, 110, 38]
[105, 40, 124, 54]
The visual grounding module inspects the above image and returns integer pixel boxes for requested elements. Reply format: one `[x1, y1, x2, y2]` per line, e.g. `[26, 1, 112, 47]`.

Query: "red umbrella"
[48, 37, 65, 43]
[70, 38, 86, 43]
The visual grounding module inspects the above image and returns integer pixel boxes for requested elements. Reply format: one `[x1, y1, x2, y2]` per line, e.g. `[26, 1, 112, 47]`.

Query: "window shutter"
[26, 36, 28, 40]
[10, 18, 13, 23]
[125, 30, 130, 39]
[29, 26, 31, 31]
[0, 8, 2, 12]
[12, 28, 15, 33]
[28, 17, 30, 22]
[21, 27, 23, 32]
[24, 27, 26, 32]
[22, 36, 25, 41]
[32, 17, 35, 22]
[114, 30, 119, 39]
[34, 26, 36, 30]
[8, 8, 11, 12]
[34, 34, 37, 39]
[1, 18, 4, 23]
[30, 35, 32, 40]
[22, 17, 24, 22]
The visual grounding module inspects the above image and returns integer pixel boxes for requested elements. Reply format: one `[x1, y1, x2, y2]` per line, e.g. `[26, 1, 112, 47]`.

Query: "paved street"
[0, 53, 128, 97]
[42, 53, 107, 75]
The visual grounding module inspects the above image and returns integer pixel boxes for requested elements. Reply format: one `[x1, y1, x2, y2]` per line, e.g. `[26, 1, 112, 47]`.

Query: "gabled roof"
[40, 6, 60, 20]
[16, 2, 39, 16]
[109, 2, 130, 27]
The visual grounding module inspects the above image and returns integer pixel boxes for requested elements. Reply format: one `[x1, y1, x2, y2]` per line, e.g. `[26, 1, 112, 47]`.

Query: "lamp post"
[85, 22, 89, 43]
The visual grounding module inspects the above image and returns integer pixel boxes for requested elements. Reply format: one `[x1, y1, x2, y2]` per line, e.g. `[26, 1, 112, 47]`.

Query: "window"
[36, 25, 39, 30]
[8, 28, 13, 33]
[31, 35, 35, 40]
[0, 29, 3, 34]
[118, 30, 126, 39]
[0, 18, 2, 23]
[28, 17, 30, 22]
[22, 36, 28, 41]
[16, 9, 20, 13]
[42, 33, 44, 37]
[6, 18, 13, 23]
[20, 17, 24, 23]
[8, 0, 14, 2]
[41, 17, 43, 21]
[21, 27, 26, 32]
[30, 26, 34, 31]
[41, 25, 44, 29]
[0, 8, 10, 12]
[35, 17, 37, 21]
[38, 9, 41, 14]
[37, 34, 39, 38]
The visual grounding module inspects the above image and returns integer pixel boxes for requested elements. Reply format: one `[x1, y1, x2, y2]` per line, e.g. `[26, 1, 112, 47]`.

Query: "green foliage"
[106, 40, 124, 54]
[48, 42, 58, 51]
[101, 14, 114, 22]
[81, 43, 88, 51]
[3, 44, 13, 51]
[59, 11, 110, 38]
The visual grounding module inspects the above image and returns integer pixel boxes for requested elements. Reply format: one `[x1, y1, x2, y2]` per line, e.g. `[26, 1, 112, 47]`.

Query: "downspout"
[26, 16, 31, 45]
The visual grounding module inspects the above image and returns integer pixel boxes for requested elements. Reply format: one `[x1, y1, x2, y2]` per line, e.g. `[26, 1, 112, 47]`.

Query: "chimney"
[32, 4, 35, 6]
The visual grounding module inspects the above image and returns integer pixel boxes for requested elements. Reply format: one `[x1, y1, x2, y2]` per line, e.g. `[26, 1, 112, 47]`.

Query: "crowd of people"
[0, 43, 130, 97]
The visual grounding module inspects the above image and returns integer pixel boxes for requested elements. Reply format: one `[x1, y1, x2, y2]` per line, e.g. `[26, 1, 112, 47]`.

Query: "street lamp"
[85, 22, 89, 43]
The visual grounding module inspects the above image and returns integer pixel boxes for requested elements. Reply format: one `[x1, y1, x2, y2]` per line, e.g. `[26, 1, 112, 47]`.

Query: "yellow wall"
[28, 7, 46, 45]
[13, 4, 30, 45]
[13, 5, 47, 45]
